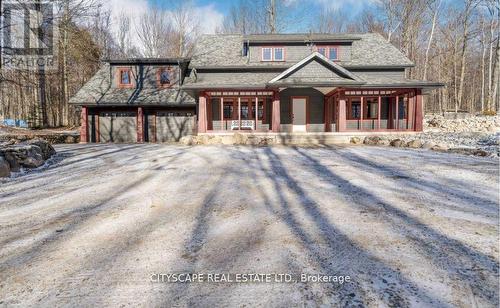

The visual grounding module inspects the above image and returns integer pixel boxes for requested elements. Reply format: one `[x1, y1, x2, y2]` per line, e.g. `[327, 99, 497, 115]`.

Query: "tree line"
[0, 0, 498, 128]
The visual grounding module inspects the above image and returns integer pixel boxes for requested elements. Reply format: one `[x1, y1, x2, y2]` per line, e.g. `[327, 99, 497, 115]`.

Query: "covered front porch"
[196, 87, 423, 133]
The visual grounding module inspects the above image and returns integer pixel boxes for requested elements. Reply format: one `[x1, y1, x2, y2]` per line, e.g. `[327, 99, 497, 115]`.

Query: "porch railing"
[231, 120, 254, 130]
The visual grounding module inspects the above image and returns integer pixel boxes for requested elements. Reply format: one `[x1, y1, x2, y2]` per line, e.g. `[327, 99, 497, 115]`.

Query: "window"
[242, 42, 249, 56]
[261, 47, 285, 61]
[365, 98, 378, 119]
[262, 48, 272, 61]
[119, 69, 132, 86]
[350, 101, 361, 119]
[328, 47, 338, 60]
[316, 46, 339, 61]
[317, 47, 327, 57]
[160, 70, 170, 85]
[251, 101, 265, 120]
[223, 104, 233, 119]
[274, 48, 284, 61]
[241, 104, 249, 119]
[398, 97, 407, 119]
[157, 67, 173, 87]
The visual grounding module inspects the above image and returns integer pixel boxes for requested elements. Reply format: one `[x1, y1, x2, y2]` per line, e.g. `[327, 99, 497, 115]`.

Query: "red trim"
[261, 46, 286, 62]
[137, 107, 144, 142]
[156, 67, 173, 88]
[117, 67, 134, 88]
[315, 45, 339, 61]
[80, 107, 88, 143]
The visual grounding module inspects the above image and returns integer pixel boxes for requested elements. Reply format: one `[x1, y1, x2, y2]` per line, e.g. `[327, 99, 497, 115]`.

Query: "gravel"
[0, 144, 498, 307]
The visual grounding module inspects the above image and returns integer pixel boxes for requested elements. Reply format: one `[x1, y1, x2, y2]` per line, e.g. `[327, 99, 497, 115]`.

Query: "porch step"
[274, 134, 352, 145]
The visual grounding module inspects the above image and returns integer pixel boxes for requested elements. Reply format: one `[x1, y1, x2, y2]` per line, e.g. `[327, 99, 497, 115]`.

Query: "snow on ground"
[0, 144, 498, 307]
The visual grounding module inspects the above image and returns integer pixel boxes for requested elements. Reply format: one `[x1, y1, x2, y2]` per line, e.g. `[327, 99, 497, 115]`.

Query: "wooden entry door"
[292, 97, 307, 132]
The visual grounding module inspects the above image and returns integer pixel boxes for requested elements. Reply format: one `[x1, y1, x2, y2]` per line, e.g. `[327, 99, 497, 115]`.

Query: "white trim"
[268, 52, 361, 84]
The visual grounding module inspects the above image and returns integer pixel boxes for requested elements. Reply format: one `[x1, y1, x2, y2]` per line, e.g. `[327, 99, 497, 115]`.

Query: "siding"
[111, 65, 181, 89]
[248, 44, 351, 64]
[279, 88, 324, 125]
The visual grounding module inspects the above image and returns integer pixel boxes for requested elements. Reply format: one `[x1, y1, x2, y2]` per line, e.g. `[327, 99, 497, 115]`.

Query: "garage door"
[155, 111, 195, 142]
[99, 112, 137, 143]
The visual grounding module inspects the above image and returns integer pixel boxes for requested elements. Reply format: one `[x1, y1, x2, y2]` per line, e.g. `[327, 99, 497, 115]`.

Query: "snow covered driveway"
[0, 144, 498, 307]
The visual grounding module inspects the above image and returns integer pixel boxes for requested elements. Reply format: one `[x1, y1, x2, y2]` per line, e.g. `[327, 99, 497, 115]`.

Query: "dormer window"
[157, 67, 173, 88]
[117, 68, 133, 88]
[261, 47, 285, 61]
[262, 48, 272, 61]
[274, 47, 284, 61]
[317, 47, 327, 57]
[316, 46, 339, 61]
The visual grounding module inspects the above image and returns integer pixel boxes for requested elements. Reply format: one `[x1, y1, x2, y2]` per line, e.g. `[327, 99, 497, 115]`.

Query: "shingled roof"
[190, 33, 414, 68]
[69, 65, 195, 106]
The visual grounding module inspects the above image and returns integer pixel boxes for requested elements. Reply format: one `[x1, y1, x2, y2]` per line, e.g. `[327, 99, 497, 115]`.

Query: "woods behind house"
[0, 0, 498, 128]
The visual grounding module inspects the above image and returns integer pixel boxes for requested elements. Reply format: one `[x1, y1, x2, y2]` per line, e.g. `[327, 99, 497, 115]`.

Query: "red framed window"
[316, 46, 339, 61]
[157, 67, 173, 88]
[117, 68, 133, 88]
[261, 47, 285, 61]
[348, 99, 361, 119]
[223, 103, 233, 119]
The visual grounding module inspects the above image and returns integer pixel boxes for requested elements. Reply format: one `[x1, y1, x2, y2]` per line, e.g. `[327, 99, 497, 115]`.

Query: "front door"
[292, 97, 307, 132]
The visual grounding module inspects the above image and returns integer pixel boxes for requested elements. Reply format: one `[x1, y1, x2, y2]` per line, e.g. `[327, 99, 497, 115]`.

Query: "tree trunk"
[423, 0, 440, 81]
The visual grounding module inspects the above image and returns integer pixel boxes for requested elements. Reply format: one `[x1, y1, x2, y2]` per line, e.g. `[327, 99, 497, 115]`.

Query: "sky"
[103, 0, 379, 35]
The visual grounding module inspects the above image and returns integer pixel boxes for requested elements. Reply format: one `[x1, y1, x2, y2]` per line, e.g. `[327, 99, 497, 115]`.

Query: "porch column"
[137, 107, 144, 143]
[238, 97, 241, 130]
[414, 89, 423, 131]
[338, 91, 347, 132]
[79, 106, 88, 143]
[324, 97, 330, 132]
[198, 95, 207, 133]
[96, 114, 100, 143]
[255, 97, 258, 130]
[272, 92, 280, 132]
[220, 97, 224, 131]
[395, 96, 399, 130]
[407, 92, 414, 130]
[360, 96, 364, 130]
[377, 96, 381, 130]
[151, 113, 157, 142]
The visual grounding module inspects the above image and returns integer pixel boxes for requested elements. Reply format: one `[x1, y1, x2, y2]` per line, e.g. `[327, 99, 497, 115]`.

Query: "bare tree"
[314, 8, 348, 33]
[169, 0, 200, 57]
[116, 11, 131, 58]
[135, 9, 173, 57]
[423, 0, 441, 81]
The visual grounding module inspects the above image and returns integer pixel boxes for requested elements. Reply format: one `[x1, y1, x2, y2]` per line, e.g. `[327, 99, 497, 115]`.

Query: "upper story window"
[274, 47, 284, 61]
[117, 68, 133, 88]
[157, 67, 173, 88]
[261, 47, 285, 61]
[316, 46, 339, 61]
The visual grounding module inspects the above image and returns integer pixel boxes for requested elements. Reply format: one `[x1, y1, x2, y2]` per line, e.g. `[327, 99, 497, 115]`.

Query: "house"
[70, 33, 444, 143]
